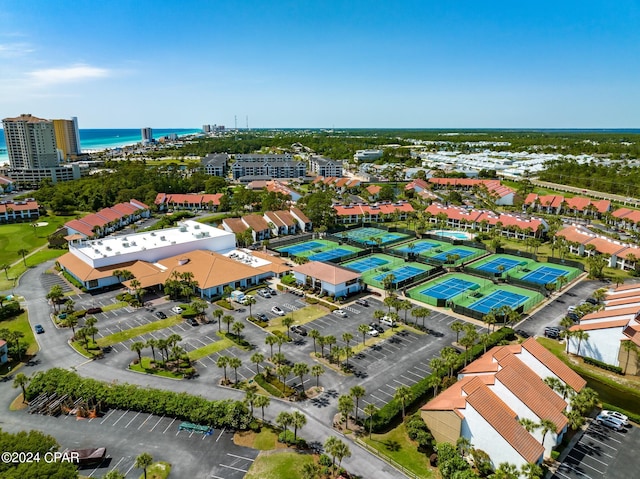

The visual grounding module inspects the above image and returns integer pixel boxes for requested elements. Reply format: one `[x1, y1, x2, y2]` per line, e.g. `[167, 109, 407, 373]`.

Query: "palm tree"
[282, 316, 294, 338]
[622, 340, 638, 374]
[309, 329, 320, 355]
[17, 248, 28, 267]
[231, 320, 245, 338]
[332, 439, 351, 472]
[394, 385, 413, 419]
[519, 417, 539, 434]
[12, 373, 29, 401]
[539, 419, 557, 447]
[492, 462, 519, 479]
[520, 462, 544, 479]
[245, 295, 256, 318]
[47, 284, 64, 312]
[338, 394, 354, 429]
[311, 364, 325, 388]
[217, 355, 230, 383]
[358, 323, 370, 346]
[265, 334, 278, 358]
[212, 308, 224, 332]
[301, 463, 321, 479]
[134, 452, 153, 479]
[277, 364, 291, 394]
[229, 357, 242, 384]
[222, 314, 234, 334]
[342, 332, 353, 349]
[293, 362, 309, 392]
[276, 411, 293, 436]
[146, 339, 158, 362]
[450, 321, 464, 343]
[0, 263, 9, 280]
[324, 436, 340, 470]
[364, 403, 378, 438]
[250, 352, 264, 375]
[291, 411, 307, 442]
[573, 330, 590, 356]
[254, 395, 270, 421]
[130, 341, 145, 363]
[350, 385, 366, 422]
[412, 306, 430, 328]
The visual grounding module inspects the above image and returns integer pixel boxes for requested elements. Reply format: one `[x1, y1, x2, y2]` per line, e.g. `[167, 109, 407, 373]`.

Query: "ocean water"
[0, 128, 201, 163]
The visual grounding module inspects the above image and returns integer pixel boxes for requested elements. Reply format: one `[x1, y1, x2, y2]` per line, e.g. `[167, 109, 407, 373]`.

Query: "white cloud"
[0, 42, 34, 57]
[28, 64, 109, 85]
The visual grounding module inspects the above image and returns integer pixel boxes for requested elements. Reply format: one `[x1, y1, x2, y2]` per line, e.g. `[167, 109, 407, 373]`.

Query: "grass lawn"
[129, 357, 184, 379]
[187, 336, 233, 361]
[138, 461, 171, 479]
[96, 315, 183, 347]
[102, 301, 128, 312]
[265, 304, 329, 334]
[244, 451, 316, 479]
[537, 338, 640, 418]
[0, 249, 66, 291]
[234, 424, 281, 450]
[362, 423, 435, 479]
[348, 324, 411, 358]
[0, 310, 38, 375]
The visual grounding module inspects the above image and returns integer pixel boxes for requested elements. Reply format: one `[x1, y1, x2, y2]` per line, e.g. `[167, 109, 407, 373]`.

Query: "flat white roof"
[223, 249, 272, 268]
[73, 220, 232, 260]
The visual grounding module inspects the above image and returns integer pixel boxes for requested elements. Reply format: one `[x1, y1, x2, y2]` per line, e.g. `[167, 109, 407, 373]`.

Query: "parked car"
[567, 306, 577, 313]
[334, 309, 347, 317]
[87, 307, 103, 314]
[544, 327, 560, 339]
[267, 287, 277, 295]
[355, 299, 369, 307]
[595, 414, 625, 431]
[567, 312, 580, 323]
[187, 317, 199, 326]
[586, 297, 599, 305]
[155, 311, 167, 319]
[381, 315, 397, 327]
[369, 323, 384, 334]
[258, 289, 271, 298]
[271, 306, 285, 316]
[600, 410, 629, 426]
[171, 306, 183, 314]
[290, 325, 308, 336]
[34, 324, 44, 334]
[257, 313, 269, 322]
[515, 329, 530, 338]
[367, 327, 379, 336]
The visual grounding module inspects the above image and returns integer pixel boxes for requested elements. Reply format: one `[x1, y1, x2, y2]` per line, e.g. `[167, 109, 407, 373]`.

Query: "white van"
[380, 315, 397, 327]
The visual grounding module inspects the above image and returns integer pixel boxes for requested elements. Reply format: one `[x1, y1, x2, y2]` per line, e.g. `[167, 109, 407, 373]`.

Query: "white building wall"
[491, 380, 558, 456]
[463, 404, 533, 471]
[567, 327, 623, 366]
[518, 349, 565, 388]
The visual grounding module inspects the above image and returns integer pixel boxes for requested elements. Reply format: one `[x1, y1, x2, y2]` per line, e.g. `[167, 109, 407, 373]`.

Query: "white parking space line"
[405, 370, 424, 379]
[584, 431, 619, 448]
[569, 447, 609, 467]
[149, 415, 165, 432]
[392, 378, 412, 387]
[414, 365, 430, 373]
[163, 418, 176, 434]
[566, 457, 604, 475]
[553, 469, 576, 479]
[196, 360, 208, 368]
[216, 427, 226, 442]
[137, 413, 154, 430]
[219, 464, 249, 473]
[107, 457, 125, 474]
[575, 441, 614, 459]
[400, 374, 417, 383]
[124, 461, 137, 476]
[100, 409, 116, 424]
[376, 389, 395, 398]
[112, 410, 130, 426]
[227, 453, 255, 462]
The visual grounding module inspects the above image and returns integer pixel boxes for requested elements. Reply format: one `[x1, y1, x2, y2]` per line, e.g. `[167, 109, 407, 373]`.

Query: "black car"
[567, 312, 580, 322]
[187, 317, 199, 326]
[355, 299, 369, 307]
[515, 329, 530, 338]
[257, 313, 269, 322]
[155, 311, 167, 319]
[544, 327, 560, 339]
[586, 297, 599, 305]
[290, 325, 308, 336]
[369, 322, 384, 334]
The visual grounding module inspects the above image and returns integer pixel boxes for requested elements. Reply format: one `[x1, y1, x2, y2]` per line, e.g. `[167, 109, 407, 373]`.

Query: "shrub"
[216, 299, 234, 310]
[278, 430, 298, 445]
[583, 357, 623, 374]
[319, 454, 332, 467]
[0, 301, 23, 320]
[551, 450, 560, 460]
[254, 373, 283, 397]
[273, 330, 292, 342]
[281, 274, 296, 285]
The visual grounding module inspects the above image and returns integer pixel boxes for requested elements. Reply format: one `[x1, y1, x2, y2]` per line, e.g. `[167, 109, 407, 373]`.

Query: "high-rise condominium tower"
[2, 114, 59, 169]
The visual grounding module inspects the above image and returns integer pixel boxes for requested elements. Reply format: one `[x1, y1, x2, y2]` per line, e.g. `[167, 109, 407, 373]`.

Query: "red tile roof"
[520, 338, 586, 392]
[222, 218, 248, 234]
[0, 199, 39, 213]
[569, 319, 629, 332]
[293, 261, 360, 285]
[290, 207, 310, 224]
[154, 193, 223, 207]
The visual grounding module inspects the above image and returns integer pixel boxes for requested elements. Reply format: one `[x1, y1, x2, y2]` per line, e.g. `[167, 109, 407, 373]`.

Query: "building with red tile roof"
[292, 261, 362, 298]
[154, 193, 224, 212]
[0, 199, 40, 223]
[428, 178, 515, 206]
[422, 338, 584, 469]
[333, 201, 415, 224]
[64, 199, 150, 239]
[524, 194, 610, 217]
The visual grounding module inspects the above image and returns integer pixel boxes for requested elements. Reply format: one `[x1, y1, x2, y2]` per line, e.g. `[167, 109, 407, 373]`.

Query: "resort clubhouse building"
[58, 220, 290, 297]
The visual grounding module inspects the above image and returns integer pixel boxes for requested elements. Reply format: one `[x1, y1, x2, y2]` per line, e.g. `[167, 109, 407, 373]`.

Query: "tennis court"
[521, 266, 569, 285]
[431, 248, 476, 262]
[278, 241, 323, 255]
[476, 257, 523, 274]
[339, 227, 410, 245]
[394, 240, 442, 254]
[420, 277, 479, 300]
[308, 248, 353, 262]
[373, 265, 426, 284]
[343, 256, 389, 273]
[468, 290, 528, 314]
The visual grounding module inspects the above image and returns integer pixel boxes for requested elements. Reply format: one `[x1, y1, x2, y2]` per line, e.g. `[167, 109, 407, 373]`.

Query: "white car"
[334, 309, 347, 317]
[170, 306, 183, 314]
[601, 410, 629, 426]
[380, 315, 397, 327]
[271, 306, 285, 316]
[367, 327, 379, 337]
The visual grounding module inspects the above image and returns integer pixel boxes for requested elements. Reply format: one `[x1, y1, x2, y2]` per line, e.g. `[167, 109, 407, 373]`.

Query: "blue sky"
[0, 0, 638, 128]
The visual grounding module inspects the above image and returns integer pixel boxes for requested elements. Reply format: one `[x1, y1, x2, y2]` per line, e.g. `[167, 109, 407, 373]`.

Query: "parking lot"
[552, 420, 639, 479]
[13, 407, 259, 478]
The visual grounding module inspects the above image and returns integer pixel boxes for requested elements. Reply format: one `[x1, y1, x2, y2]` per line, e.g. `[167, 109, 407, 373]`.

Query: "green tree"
[276, 411, 293, 435]
[350, 385, 366, 422]
[17, 248, 28, 267]
[265, 334, 278, 358]
[135, 452, 153, 479]
[12, 372, 29, 401]
[217, 355, 230, 383]
[358, 323, 370, 346]
[291, 411, 307, 442]
[130, 341, 145, 363]
[254, 394, 270, 421]
[250, 352, 264, 375]
[245, 295, 256, 318]
[539, 419, 557, 446]
[46, 284, 64, 312]
[231, 320, 245, 338]
[229, 357, 242, 384]
[364, 403, 378, 438]
[338, 394, 355, 429]
[222, 314, 234, 334]
[282, 316, 294, 338]
[394, 385, 413, 419]
[451, 321, 464, 343]
[293, 362, 309, 393]
[309, 329, 320, 355]
[311, 364, 325, 388]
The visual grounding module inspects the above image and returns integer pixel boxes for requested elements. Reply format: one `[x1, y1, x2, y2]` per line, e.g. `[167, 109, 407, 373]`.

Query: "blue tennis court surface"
[421, 277, 478, 300]
[279, 241, 322, 255]
[308, 248, 351, 262]
[521, 266, 567, 284]
[396, 241, 440, 253]
[373, 266, 424, 283]
[345, 257, 388, 272]
[476, 257, 522, 274]
[431, 248, 475, 261]
[469, 290, 528, 314]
